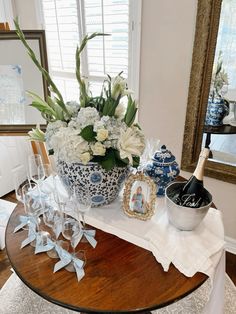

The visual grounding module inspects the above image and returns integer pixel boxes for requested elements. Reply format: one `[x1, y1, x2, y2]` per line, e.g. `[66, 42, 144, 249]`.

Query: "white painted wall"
[139, 0, 236, 239]
[5, 0, 236, 240]
[12, 0, 40, 29]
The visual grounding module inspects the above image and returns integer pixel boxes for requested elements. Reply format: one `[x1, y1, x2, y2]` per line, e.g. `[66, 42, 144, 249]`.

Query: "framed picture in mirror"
[123, 172, 157, 221]
[0, 30, 49, 134]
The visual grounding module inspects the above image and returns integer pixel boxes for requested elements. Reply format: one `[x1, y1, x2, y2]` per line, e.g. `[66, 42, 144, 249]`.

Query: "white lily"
[28, 125, 45, 142]
[117, 127, 145, 164]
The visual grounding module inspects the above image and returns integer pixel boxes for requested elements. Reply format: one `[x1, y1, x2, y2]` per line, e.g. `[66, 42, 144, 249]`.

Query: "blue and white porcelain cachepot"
[144, 145, 180, 196]
[205, 97, 229, 126]
[56, 160, 130, 207]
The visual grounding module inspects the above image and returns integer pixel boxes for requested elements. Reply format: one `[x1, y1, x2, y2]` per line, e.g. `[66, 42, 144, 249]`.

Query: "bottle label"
[176, 193, 202, 208]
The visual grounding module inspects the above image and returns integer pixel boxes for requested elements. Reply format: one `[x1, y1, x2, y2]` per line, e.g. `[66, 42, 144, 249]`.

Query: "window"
[39, 0, 141, 102]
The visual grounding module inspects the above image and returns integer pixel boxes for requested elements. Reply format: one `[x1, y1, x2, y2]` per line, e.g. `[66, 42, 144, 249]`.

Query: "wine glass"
[28, 155, 45, 184]
[62, 219, 83, 272]
[51, 175, 70, 220]
[13, 168, 28, 204]
[43, 206, 64, 258]
[71, 192, 92, 244]
[78, 193, 92, 229]
[22, 182, 49, 246]
[13, 170, 36, 230]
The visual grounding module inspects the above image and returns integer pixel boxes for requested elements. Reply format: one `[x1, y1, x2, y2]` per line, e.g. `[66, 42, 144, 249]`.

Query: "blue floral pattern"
[144, 145, 180, 196]
[205, 98, 229, 126]
[56, 160, 130, 207]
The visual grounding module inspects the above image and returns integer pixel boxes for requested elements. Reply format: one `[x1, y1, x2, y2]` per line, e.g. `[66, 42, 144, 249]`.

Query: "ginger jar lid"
[152, 145, 176, 165]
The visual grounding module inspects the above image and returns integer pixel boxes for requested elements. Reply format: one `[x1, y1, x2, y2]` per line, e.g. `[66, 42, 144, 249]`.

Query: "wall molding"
[225, 236, 236, 255]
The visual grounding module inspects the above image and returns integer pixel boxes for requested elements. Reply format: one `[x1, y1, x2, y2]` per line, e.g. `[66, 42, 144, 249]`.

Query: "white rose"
[117, 127, 145, 164]
[79, 152, 91, 165]
[91, 142, 106, 156]
[96, 129, 109, 142]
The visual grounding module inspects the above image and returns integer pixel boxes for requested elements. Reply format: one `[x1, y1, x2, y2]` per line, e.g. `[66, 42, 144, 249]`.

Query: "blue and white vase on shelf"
[144, 145, 180, 196]
[205, 97, 229, 126]
[56, 160, 130, 207]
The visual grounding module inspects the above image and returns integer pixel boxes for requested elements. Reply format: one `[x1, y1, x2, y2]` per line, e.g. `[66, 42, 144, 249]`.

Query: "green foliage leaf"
[99, 149, 116, 171]
[132, 156, 140, 168]
[76, 32, 110, 108]
[80, 125, 96, 142]
[114, 150, 129, 167]
[133, 123, 141, 130]
[102, 95, 121, 117]
[47, 96, 64, 120]
[124, 96, 137, 126]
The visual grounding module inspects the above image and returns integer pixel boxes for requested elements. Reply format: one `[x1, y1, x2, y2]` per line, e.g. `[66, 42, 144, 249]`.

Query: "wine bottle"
[175, 148, 210, 208]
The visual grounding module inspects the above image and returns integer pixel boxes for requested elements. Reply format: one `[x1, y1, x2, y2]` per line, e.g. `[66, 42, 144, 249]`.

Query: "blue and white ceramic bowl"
[144, 145, 180, 196]
[56, 160, 130, 207]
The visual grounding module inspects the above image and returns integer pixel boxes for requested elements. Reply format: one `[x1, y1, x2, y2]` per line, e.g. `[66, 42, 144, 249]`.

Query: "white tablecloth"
[74, 195, 225, 279]
[40, 175, 225, 279]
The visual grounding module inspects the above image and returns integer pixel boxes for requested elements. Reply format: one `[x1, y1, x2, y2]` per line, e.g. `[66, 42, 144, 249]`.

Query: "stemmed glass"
[62, 219, 85, 272]
[43, 205, 66, 258]
[77, 192, 92, 228]
[13, 168, 28, 206]
[22, 182, 48, 247]
[28, 154, 45, 191]
[70, 191, 92, 243]
[13, 170, 36, 230]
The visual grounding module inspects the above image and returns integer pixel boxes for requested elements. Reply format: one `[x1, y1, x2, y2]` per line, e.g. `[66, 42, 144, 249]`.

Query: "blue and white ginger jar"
[205, 97, 229, 126]
[144, 145, 180, 196]
[56, 160, 130, 207]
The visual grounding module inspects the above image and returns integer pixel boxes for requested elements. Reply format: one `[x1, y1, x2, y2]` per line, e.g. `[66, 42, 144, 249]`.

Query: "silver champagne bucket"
[165, 182, 212, 231]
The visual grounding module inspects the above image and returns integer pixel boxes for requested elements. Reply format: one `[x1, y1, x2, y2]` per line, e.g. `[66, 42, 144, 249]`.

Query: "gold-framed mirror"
[181, 0, 236, 184]
[0, 30, 48, 134]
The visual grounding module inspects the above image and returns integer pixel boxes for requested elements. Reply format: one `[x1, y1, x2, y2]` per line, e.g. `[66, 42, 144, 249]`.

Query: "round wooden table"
[6, 204, 207, 313]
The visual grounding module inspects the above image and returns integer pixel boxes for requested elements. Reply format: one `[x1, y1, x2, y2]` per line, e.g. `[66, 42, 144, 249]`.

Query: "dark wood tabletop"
[6, 203, 207, 314]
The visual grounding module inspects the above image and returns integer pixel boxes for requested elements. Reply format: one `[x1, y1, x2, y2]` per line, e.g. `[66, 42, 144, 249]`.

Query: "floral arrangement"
[210, 51, 229, 100]
[14, 19, 145, 170]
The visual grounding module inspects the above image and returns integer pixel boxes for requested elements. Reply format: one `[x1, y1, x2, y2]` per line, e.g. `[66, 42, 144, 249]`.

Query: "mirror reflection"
[203, 0, 236, 167]
[0, 32, 48, 129]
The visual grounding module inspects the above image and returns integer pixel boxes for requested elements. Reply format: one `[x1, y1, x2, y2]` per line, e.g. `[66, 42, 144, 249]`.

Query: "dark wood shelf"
[204, 124, 236, 135]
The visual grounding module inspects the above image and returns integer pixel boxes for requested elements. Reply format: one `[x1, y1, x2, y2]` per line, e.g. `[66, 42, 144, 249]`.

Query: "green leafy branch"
[76, 32, 110, 107]
[124, 95, 137, 126]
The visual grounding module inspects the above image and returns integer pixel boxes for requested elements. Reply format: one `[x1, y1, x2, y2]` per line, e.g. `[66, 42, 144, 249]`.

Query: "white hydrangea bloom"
[50, 127, 89, 163]
[76, 107, 100, 129]
[93, 120, 105, 132]
[45, 120, 67, 150]
[100, 116, 128, 142]
[66, 101, 80, 117]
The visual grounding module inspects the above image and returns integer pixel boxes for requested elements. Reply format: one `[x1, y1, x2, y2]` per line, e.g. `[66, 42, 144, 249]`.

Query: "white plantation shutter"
[84, 0, 129, 78]
[40, 0, 141, 101]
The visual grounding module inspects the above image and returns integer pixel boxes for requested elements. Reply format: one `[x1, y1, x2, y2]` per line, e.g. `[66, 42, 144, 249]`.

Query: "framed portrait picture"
[123, 172, 156, 220]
